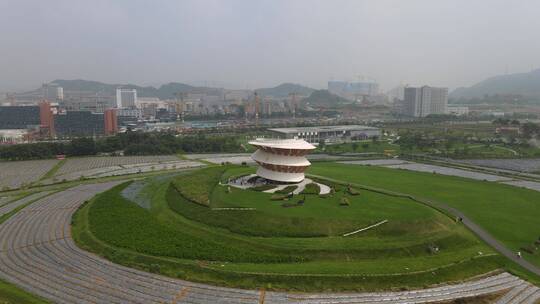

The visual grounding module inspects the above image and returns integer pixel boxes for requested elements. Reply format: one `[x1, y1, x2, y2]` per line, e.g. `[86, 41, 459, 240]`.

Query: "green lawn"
[0, 279, 48, 304]
[308, 162, 540, 268]
[204, 179, 448, 237]
[72, 165, 517, 291]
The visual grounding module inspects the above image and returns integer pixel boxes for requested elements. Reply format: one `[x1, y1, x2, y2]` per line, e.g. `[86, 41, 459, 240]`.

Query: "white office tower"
[56, 87, 64, 101]
[403, 86, 448, 117]
[328, 80, 379, 100]
[116, 88, 138, 108]
[249, 138, 316, 183]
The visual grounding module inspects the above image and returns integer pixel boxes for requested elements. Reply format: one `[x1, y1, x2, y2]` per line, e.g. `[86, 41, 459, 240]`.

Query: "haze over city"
[2, 0, 540, 91]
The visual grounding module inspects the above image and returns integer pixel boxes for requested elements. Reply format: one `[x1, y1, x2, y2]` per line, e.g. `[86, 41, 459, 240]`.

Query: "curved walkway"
[0, 183, 538, 303]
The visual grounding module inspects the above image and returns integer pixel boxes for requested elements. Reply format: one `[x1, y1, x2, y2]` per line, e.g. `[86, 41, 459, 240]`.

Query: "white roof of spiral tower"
[248, 138, 316, 150]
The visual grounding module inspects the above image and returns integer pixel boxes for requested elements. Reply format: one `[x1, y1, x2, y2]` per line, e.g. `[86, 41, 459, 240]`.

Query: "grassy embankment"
[72, 165, 513, 291]
[0, 280, 49, 304]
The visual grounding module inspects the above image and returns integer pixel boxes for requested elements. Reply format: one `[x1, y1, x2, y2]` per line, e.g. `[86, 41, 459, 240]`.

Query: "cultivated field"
[0, 159, 59, 190]
[184, 153, 251, 159]
[0, 191, 51, 217]
[45, 155, 202, 182]
[342, 158, 540, 194]
[341, 159, 514, 181]
[55, 155, 180, 176]
[385, 163, 510, 182]
[502, 180, 540, 192]
[461, 158, 540, 173]
[0, 196, 10, 206]
[0, 155, 204, 190]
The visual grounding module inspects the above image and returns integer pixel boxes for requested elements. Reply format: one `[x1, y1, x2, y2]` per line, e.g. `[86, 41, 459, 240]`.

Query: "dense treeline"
[0, 131, 244, 161]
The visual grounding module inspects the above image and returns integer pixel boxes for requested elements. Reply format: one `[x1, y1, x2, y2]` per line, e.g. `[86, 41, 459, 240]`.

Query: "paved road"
[436, 202, 540, 277]
[0, 183, 538, 303]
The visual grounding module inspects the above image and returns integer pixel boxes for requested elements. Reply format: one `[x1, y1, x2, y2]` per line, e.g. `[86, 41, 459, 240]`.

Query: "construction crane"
[254, 92, 260, 126]
[174, 92, 187, 123]
[288, 92, 297, 119]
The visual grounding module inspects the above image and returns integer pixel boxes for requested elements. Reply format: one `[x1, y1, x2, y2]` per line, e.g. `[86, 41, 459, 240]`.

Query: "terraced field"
[340, 159, 511, 182]
[0, 155, 205, 191]
[0, 159, 59, 190]
[0, 191, 52, 218]
[0, 196, 11, 205]
[55, 155, 180, 176]
[0, 183, 538, 303]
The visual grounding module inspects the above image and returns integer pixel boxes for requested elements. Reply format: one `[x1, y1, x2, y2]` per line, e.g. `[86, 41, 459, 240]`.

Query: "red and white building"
[249, 138, 315, 183]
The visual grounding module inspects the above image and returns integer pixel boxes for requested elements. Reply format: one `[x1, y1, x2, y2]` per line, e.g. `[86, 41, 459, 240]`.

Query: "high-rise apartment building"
[54, 111, 105, 137]
[104, 109, 118, 135]
[403, 86, 448, 117]
[41, 83, 63, 101]
[115, 88, 137, 108]
[0, 106, 41, 129]
[39, 100, 55, 136]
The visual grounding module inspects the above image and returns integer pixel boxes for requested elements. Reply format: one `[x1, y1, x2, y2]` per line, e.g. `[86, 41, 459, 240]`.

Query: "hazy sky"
[1, 0, 540, 92]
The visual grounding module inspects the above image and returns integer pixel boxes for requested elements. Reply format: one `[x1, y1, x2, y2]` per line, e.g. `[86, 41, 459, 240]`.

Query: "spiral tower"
[249, 138, 316, 183]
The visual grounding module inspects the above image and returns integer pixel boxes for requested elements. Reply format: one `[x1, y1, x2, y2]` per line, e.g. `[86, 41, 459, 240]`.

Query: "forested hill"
[451, 69, 540, 99]
[302, 90, 351, 107]
[255, 83, 315, 98]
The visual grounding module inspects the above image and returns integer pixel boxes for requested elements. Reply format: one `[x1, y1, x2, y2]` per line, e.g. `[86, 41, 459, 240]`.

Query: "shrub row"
[301, 183, 320, 195]
[275, 185, 298, 194]
[251, 184, 276, 192]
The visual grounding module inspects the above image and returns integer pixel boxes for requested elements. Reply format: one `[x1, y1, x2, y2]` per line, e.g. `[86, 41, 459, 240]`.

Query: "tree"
[69, 138, 97, 156]
[521, 122, 540, 139]
[492, 118, 510, 126]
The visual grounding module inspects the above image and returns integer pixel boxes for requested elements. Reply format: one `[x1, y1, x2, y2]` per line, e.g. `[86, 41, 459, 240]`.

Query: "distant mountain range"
[48, 79, 217, 100]
[255, 83, 315, 98]
[451, 69, 540, 99]
[34, 80, 317, 100]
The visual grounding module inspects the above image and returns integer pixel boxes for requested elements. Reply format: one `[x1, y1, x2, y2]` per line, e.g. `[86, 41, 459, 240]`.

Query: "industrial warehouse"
[268, 125, 381, 144]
